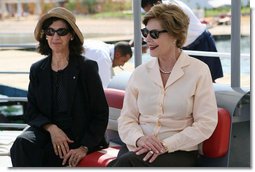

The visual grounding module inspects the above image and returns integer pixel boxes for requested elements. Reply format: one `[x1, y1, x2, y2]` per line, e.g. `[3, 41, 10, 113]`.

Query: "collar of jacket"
[146, 51, 190, 89]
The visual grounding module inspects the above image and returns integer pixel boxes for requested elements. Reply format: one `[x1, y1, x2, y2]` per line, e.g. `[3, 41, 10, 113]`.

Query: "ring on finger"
[149, 150, 154, 154]
[57, 145, 60, 149]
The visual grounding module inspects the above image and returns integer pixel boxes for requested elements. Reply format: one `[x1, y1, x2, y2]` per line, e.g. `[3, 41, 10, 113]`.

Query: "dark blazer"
[24, 54, 109, 152]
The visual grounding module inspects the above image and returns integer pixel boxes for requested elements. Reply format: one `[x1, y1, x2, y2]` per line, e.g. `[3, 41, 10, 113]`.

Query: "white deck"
[0, 130, 23, 167]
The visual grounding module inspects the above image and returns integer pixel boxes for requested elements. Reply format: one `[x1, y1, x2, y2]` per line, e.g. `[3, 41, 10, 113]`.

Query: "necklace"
[159, 67, 171, 74]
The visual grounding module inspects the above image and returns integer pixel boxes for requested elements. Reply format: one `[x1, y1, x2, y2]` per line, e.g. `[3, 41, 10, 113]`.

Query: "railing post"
[132, 0, 142, 67]
[231, 0, 241, 87]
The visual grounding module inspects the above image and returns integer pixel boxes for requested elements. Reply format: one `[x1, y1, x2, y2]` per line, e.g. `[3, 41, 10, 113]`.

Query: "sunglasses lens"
[57, 28, 69, 36]
[150, 31, 159, 39]
[45, 28, 54, 36]
[141, 28, 148, 38]
[141, 28, 161, 39]
[44, 28, 69, 36]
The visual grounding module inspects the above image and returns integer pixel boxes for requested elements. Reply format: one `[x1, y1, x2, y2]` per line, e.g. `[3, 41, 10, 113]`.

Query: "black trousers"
[108, 145, 199, 167]
[10, 126, 73, 167]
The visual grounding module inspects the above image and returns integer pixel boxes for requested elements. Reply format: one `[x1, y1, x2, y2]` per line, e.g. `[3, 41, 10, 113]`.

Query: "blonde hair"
[142, 3, 189, 48]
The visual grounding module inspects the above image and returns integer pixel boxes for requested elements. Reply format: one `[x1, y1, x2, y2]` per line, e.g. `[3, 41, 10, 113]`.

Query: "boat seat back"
[78, 88, 231, 167]
[200, 108, 231, 158]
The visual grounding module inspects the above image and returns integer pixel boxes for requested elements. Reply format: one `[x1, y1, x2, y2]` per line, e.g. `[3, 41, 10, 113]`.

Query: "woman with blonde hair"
[109, 3, 217, 167]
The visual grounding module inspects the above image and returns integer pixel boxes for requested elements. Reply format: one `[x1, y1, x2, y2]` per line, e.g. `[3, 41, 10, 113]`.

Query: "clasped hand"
[135, 135, 167, 163]
[47, 124, 87, 167]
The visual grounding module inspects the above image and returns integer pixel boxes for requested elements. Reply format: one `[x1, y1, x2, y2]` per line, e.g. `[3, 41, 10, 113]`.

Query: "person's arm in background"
[84, 49, 112, 88]
[95, 53, 112, 88]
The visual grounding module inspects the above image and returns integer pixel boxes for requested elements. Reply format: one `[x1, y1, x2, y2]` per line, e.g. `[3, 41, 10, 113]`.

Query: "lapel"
[37, 56, 52, 115]
[146, 58, 164, 88]
[146, 52, 190, 89]
[66, 56, 80, 113]
[165, 52, 190, 89]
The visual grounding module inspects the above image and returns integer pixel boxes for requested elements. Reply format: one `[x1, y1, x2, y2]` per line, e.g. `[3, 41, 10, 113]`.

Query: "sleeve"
[162, 65, 218, 152]
[94, 54, 112, 88]
[117, 72, 145, 147]
[24, 64, 51, 128]
[80, 59, 109, 151]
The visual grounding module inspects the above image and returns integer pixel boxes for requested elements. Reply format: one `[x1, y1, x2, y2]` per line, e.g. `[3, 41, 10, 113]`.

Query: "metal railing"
[0, 123, 28, 130]
[0, 49, 250, 75]
[0, 97, 27, 102]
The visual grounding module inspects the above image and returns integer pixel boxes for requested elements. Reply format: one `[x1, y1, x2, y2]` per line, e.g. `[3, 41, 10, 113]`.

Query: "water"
[211, 36, 250, 75]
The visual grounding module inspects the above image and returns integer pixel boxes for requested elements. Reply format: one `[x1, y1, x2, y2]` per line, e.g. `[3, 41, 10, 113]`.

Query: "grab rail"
[0, 50, 250, 76]
[0, 97, 27, 102]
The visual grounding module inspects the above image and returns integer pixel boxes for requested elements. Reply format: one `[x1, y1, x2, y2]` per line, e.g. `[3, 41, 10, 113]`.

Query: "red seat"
[104, 88, 125, 109]
[201, 108, 231, 158]
[77, 146, 120, 167]
[77, 88, 231, 167]
[77, 88, 124, 167]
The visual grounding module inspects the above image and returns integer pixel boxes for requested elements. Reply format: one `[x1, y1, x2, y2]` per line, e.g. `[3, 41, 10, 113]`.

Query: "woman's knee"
[111, 151, 146, 167]
[11, 135, 30, 152]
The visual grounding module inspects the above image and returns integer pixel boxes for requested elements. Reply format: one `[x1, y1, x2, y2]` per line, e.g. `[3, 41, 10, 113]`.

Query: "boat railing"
[0, 123, 28, 130]
[183, 50, 250, 58]
[0, 44, 36, 49]
[0, 48, 250, 74]
[0, 97, 27, 102]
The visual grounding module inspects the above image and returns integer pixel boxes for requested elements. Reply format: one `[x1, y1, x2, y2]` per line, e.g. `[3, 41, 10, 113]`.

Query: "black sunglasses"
[141, 28, 167, 39]
[44, 28, 70, 36]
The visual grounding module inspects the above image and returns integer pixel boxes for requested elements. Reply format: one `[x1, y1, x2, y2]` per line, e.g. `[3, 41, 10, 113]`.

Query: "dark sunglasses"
[44, 28, 70, 36]
[141, 28, 167, 39]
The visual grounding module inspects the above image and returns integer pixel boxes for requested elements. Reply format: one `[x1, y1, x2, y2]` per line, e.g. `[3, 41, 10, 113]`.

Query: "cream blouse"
[118, 51, 218, 153]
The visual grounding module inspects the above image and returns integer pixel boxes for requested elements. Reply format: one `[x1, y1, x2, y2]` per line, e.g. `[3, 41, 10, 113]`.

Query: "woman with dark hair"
[10, 7, 109, 167]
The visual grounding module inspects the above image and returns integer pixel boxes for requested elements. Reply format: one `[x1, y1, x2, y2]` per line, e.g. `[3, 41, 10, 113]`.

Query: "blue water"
[133, 36, 250, 75]
[211, 36, 250, 75]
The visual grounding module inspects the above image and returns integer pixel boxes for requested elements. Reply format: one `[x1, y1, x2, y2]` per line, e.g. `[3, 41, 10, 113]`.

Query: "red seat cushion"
[202, 108, 231, 158]
[104, 88, 125, 109]
[77, 146, 120, 167]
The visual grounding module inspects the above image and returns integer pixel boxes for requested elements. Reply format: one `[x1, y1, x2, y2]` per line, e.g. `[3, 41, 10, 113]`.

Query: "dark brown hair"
[37, 17, 84, 56]
[114, 41, 133, 58]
